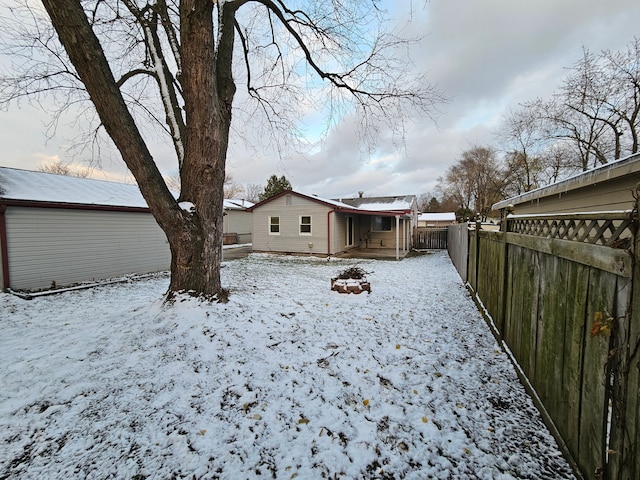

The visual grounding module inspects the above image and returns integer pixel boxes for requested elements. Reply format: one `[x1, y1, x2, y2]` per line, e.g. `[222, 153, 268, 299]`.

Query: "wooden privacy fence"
[415, 227, 448, 249]
[448, 202, 639, 480]
[447, 223, 469, 282]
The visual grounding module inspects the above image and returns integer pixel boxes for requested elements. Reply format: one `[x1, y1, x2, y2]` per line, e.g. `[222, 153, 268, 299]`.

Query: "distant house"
[223, 199, 253, 244]
[417, 212, 457, 227]
[249, 190, 417, 259]
[492, 152, 640, 216]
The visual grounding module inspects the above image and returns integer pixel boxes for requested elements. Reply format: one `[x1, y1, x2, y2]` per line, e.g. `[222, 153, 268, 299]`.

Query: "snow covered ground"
[0, 251, 576, 479]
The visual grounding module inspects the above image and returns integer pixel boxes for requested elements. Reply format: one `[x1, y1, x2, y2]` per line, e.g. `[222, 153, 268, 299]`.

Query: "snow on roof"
[0, 166, 246, 211]
[224, 199, 254, 210]
[0, 166, 150, 208]
[418, 212, 456, 222]
[307, 193, 360, 210]
[337, 195, 416, 212]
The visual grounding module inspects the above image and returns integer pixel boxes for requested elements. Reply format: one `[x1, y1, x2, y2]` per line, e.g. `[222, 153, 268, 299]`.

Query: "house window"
[372, 215, 392, 231]
[299, 215, 312, 235]
[269, 216, 280, 235]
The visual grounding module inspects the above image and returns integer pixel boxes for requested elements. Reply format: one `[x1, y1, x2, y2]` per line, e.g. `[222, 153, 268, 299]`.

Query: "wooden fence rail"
[447, 199, 639, 480]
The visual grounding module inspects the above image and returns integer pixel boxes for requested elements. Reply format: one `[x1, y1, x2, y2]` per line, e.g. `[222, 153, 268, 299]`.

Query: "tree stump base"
[331, 277, 371, 294]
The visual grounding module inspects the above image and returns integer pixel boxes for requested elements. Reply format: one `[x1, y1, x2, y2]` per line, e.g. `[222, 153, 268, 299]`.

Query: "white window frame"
[269, 216, 280, 235]
[299, 215, 312, 235]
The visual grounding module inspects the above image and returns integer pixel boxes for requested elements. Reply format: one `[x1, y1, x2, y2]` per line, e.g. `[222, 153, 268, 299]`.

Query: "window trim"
[269, 216, 280, 235]
[299, 215, 312, 235]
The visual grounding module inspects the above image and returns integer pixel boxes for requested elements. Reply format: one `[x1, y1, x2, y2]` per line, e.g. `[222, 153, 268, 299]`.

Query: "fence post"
[498, 204, 514, 337]
[618, 183, 640, 480]
[474, 220, 481, 293]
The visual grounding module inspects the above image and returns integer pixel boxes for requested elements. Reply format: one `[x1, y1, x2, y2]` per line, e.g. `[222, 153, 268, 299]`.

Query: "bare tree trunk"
[168, 0, 237, 296]
[42, 0, 231, 298]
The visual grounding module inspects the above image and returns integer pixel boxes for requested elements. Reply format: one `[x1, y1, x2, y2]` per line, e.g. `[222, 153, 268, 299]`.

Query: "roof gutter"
[0, 198, 152, 213]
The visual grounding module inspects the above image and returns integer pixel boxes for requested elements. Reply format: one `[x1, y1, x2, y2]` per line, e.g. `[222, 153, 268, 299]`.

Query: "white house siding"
[223, 210, 253, 244]
[5, 206, 170, 291]
[332, 212, 347, 253]
[252, 195, 331, 254]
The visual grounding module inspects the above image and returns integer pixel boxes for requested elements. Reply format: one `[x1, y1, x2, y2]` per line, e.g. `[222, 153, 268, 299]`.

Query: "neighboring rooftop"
[418, 212, 456, 222]
[338, 194, 417, 212]
[224, 199, 254, 210]
[492, 152, 640, 212]
[0, 166, 249, 210]
[0, 166, 149, 208]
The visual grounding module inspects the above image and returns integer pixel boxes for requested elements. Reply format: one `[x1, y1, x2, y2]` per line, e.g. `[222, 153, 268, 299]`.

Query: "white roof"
[419, 212, 456, 222]
[338, 195, 416, 212]
[224, 199, 254, 210]
[356, 199, 412, 211]
[0, 166, 150, 208]
[0, 166, 243, 211]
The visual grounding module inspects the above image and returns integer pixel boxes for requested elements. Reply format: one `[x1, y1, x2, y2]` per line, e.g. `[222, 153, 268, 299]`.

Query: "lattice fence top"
[507, 212, 635, 248]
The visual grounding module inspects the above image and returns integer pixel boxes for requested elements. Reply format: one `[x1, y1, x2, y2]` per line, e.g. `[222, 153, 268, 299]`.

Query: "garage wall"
[223, 209, 253, 243]
[5, 206, 170, 291]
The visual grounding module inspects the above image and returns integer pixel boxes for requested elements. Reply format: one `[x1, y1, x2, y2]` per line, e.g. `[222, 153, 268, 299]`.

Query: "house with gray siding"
[249, 190, 417, 259]
[0, 166, 171, 291]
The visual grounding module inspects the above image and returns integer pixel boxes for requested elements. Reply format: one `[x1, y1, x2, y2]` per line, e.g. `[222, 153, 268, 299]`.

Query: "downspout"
[0, 204, 10, 290]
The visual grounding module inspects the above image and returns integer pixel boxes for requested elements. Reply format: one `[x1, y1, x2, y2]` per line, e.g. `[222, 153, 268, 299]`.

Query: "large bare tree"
[1, 0, 444, 298]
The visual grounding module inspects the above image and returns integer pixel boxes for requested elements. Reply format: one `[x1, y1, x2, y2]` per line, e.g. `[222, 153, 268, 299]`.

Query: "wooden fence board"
[578, 268, 618, 478]
[606, 275, 632, 480]
[503, 246, 523, 364]
[621, 252, 640, 480]
[503, 245, 539, 378]
[534, 254, 569, 430]
[562, 262, 589, 461]
[447, 224, 469, 283]
[477, 231, 506, 331]
[468, 231, 478, 292]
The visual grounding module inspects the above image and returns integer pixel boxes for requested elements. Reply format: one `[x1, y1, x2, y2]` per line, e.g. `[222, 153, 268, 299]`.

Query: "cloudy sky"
[1, 0, 639, 199]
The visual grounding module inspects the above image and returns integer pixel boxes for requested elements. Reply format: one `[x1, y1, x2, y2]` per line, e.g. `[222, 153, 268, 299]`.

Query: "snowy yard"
[0, 251, 575, 479]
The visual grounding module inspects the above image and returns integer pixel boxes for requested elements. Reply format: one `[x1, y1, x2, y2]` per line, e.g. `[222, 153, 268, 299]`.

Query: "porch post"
[395, 215, 400, 260]
[402, 219, 406, 252]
